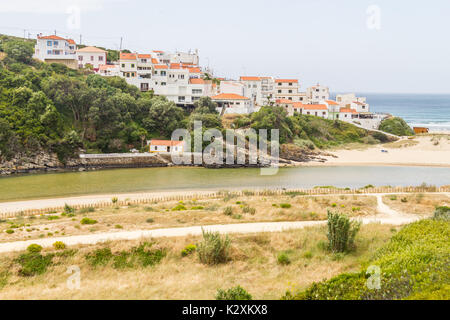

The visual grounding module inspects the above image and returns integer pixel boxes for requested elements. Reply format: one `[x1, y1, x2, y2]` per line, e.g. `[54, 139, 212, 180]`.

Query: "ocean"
[332, 93, 450, 132]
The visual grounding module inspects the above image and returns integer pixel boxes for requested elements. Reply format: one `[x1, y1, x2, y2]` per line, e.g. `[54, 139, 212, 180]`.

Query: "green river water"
[0, 166, 449, 202]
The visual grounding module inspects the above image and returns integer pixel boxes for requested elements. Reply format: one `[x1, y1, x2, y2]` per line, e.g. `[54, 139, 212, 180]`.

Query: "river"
[0, 166, 449, 202]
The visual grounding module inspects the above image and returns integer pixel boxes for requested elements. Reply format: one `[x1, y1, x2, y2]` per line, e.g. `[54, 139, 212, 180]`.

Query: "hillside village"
[33, 34, 387, 130]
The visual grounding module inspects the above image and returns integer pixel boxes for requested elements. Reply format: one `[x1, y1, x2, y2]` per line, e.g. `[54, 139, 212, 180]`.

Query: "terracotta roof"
[154, 65, 168, 69]
[302, 104, 328, 110]
[170, 63, 181, 69]
[352, 101, 365, 105]
[153, 50, 164, 53]
[325, 100, 339, 105]
[138, 54, 152, 59]
[67, 39, 76, 45]
[120, 52, 137, 60]
[76, 46, 106, 53]
[293, 102, 304, 108]
[189, 78, 206, 84]
[150, 140, 184, 146]
[151, 58, 159, 64]
[99, 65, 118, 70]
[240, 76, 261, 81]
[188, 67, 201, 73]
[211, 93, 249, 100]
[275, 79, 298, 83]
[276, 99, 294, 104]
[38, 35, 67, 41]
[340, 108, 358, 113]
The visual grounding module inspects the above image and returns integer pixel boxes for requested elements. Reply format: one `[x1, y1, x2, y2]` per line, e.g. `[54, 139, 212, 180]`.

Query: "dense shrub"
[16, 252, 54, 276]
[216, 286, 252, 300]
[27, 244, 43, 253]
[197, 229, 231, 265]
[279, 203, 291, 209]
[277, 252, 291, 265]
[326, 211, 361, 253]
[379, 117, 414, 136]
[172, 204, 187, 211]
[53, 241, 66, 250]
[64, 204, 75, 214]
[85, 248, 113, 266]
[181, 244, 197, 257]
[434, 206, 450, 221]
[223, 206, 233, 216]
[80, 217, 97, 225]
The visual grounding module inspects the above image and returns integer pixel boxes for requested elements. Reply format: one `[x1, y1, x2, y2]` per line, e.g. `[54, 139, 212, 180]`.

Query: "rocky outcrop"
[280, 143, 334, 163]
[0, 151, 81, 175]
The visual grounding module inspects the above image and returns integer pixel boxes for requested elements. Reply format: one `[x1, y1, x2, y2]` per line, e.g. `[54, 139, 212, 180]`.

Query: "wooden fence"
[1, 185, 449, 219]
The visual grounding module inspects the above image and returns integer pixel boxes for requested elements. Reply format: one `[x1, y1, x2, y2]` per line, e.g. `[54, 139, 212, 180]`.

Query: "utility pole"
[23, 29, 26, 40]
[79, 34, 82, 45]
[54, 30, 57, 35]
[119, 37, 123, 51]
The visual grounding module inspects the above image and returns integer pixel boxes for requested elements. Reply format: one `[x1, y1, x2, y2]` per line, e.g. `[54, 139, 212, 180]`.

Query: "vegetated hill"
[233, 106, 396, 150]
[0, 34, 221, 165]
[283, 215, 450, 300]
[379, 117, 415, 136]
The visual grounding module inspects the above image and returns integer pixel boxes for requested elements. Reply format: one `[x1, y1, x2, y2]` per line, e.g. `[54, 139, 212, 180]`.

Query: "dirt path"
[0, 196, 420, 253]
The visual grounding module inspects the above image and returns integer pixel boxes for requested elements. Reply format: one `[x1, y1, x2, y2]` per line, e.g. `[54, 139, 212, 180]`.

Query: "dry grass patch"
[0, 194, 378, 242]
[0, 223, 395, 299]
[383, 193, 450, 216]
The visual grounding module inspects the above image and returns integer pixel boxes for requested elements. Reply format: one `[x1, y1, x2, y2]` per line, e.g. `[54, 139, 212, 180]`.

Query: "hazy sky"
[1, 0, 449, 93]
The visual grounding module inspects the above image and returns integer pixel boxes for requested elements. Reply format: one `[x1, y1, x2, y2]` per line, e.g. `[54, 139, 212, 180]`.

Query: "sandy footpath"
[0, 195, 420, 253]
[306, 135, 450, 167]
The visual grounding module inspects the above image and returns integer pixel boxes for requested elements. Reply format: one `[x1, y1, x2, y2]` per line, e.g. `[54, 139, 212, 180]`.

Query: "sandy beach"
[306, 134, 450, 167]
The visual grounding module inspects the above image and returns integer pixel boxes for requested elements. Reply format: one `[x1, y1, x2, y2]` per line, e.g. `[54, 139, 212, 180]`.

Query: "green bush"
[277, 252, 291, 265]
[27, 244, 43, 253]
[172, 204, 187, 211]
[80, 217, 97, 225]
[16, 252, 54, 276]
[197, 229, 231, 265]
[379, 117, 414, 136]
[5, 229, 14, 234]
[216, 286, 252, 300]
[85, 248, 113, 266]
[401, 197, 408, 203]
[53, 241, 66, 250]
[111, 197, 118, 204]
[223, 206, 233, 216]
[326, 211, 361, 253]
[181, 244, 197, 257]
[279, 203, 291, 209]
[434, 206, 450, 221]
[146, 218, 154, 223]
[191, 206, 204, 210]
[64, 203, 75, 214]
[242, 206, 256, 214]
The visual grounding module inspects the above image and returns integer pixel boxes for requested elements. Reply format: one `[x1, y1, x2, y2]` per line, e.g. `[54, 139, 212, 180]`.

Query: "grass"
[284, 218, 449, 300]
[382, 193, 449, 216]
[0, 223, 395, 299]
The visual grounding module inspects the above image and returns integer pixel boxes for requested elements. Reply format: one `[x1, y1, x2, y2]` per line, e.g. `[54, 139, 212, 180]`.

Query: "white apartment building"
[33, 35, 78, 69]
[98, 64, 120, 77]
[219, 81, 248, 97]
[76, 46, 107, 70]
[240, 77, 263, 106]
[306, 84, 330, 103]
[274, 79, 305, 102]
[336, 93, 370, 113]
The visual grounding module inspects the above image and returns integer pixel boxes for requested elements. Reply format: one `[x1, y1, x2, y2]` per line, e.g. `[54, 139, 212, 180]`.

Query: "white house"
[275, 99, 295, 116]
[295, 104, 329, 118]
[212, 93, 253, 114]
[97, 64, 120, 77]
[306, 84, 330, 103]
[149, 140, 185, 153]
[76, 46, 107, 70]
[274, 79, 304, 102]
[33, 35, 78, 69]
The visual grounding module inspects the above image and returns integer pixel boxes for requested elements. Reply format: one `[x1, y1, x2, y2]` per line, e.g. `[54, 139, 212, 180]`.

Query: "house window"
[78, 56, 83, 61]
[289, 83, 292, 86]
[161, 71, 166, 76]
[47, 41, 52, 46]
[91, 56, 94, 61]
[131, 64, 135, 68]
[192, 89, 202, 95]
[47, 50, 52, 54]
[53, 41, 58, 45]
[278, 83, 282, 86]
[121, 64, 125, 68]
[288, 90, 292, 93]
[178, 96, 185, 102]
[178, 74, 184, 79]
[99, 56, 103, 61]
[161, 82, 166, 86]
[236, 102, 240, 105]
[278, 90, 282, 93]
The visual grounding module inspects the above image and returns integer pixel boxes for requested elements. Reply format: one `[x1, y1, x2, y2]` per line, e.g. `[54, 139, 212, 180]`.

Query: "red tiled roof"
[340, 108, 358, 113]
[302, 104, 328, 110]
[275, 79, 298, 83]
[189, 78, 206, 84]
[67, 39, 76, 45]
[154, 65, 168, 69]
[188, 67, 201, 73]
[153, 50, 164, 53]
[138, 54, 152, 59]
[170, 63, 181, 69]
[211, 93, 249, 100]
[151, 58, 159, 64]
[276, 99, 294, 104]
[352, 101, 365, 105]
[150, 140, 184, 146]
[240, 76, 261, 81]
[120, 52, 137, 60]
[99, 65, 117, 70]
[77, 46, 106, 53]
[38, 35, 67, 40]
[325, 100, 339, 105]
[293, 102, 304, 108]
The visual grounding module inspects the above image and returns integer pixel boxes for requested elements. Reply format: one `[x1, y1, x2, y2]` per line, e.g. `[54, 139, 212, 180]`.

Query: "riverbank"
[304, 135, 450, 167]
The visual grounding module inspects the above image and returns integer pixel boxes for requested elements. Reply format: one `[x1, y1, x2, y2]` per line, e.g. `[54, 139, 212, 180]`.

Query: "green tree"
[3, 40, 34, 64]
